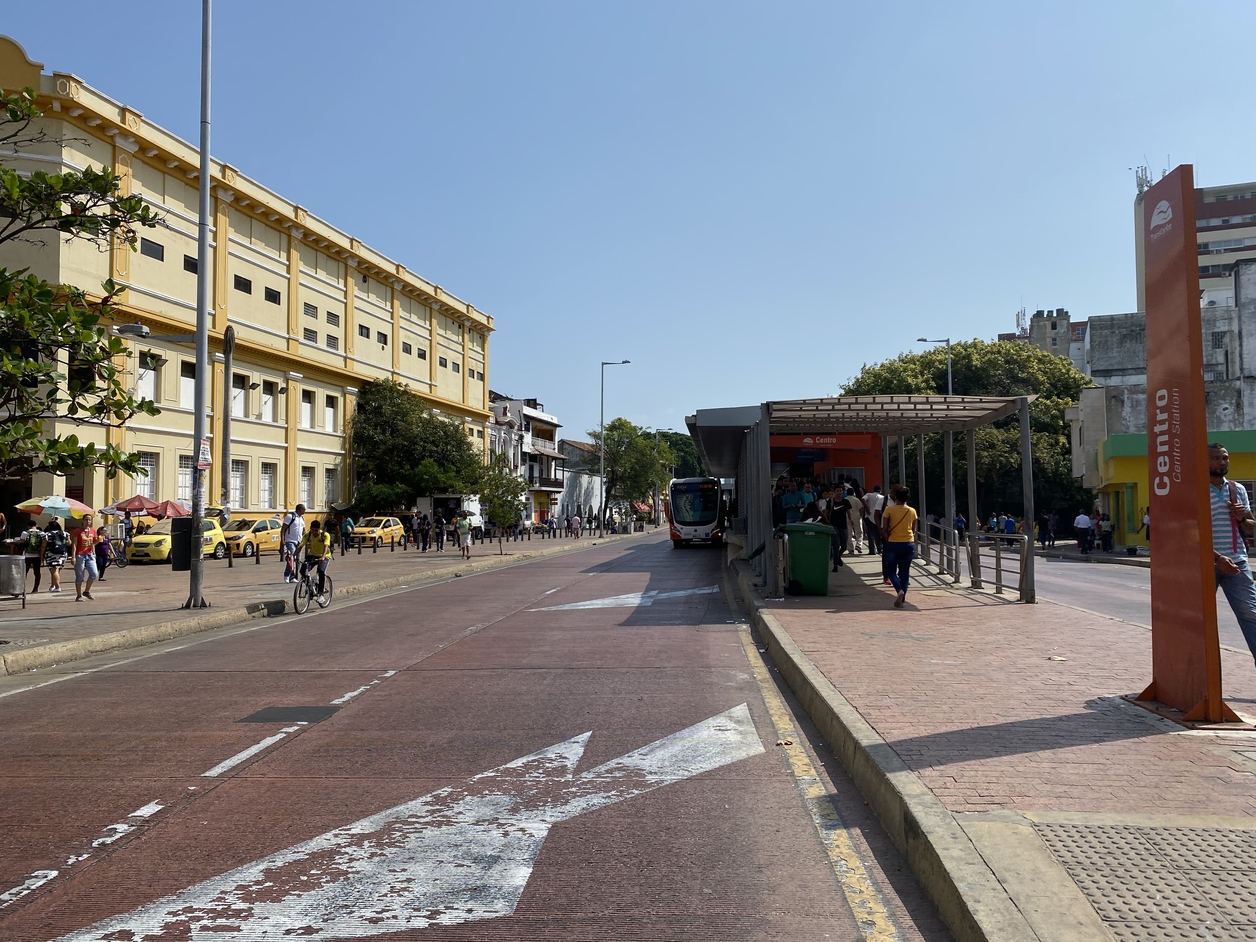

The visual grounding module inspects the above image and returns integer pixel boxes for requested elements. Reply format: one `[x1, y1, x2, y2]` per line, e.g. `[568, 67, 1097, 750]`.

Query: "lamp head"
[114, 323, 151, 338]
[917, 337, 928, 342]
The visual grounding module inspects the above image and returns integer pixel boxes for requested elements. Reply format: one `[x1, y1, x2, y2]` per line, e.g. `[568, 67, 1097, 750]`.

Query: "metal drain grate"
[239, 705, 340, 724]
[1036, 823, 1256, 940]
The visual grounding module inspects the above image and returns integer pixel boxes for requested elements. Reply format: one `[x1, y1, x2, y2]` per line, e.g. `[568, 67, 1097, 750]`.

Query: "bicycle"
[293, 555, 333, 613]
[108, 541, 129, 569]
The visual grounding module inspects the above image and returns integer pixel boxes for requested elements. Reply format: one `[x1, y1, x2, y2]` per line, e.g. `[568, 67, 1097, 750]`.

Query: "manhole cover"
[239, 706, 340, 724]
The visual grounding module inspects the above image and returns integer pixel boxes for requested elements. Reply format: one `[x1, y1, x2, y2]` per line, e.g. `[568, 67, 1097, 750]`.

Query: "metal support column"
[917, 434, 927, 562]
[759, 403, 776, 595]
[967, 428, 982, 589]
[881, 434, 890, 493]
[944, 428, 955, 577]
[1018, 397, 1036, 603]
[897, 435, 906, 489]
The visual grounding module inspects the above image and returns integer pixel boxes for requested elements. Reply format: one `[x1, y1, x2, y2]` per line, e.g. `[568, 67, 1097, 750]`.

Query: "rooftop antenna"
[1015, 306, 1028, 338]
[1133, 165, 1152, 194]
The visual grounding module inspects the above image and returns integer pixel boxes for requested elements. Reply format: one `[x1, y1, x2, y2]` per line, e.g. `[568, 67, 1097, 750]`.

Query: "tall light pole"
[653, 427, 674, 527]
[185, 0, 213, 609]
[918, 337, 955, 564]
[917, 337, 952, 396]
[599, 359, 630, 538]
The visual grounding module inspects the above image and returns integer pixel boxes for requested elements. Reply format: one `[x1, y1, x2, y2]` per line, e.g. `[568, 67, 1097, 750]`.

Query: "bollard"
[373, 538, 378, 554]
[228, 547, 233, 568]
[390, 535, 395, 552]
[255, 544, 260, 565]
[358, 538, 362, 555]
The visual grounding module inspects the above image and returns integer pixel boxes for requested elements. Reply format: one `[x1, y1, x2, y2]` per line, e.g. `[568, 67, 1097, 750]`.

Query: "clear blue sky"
[6, 2, 1253, 440]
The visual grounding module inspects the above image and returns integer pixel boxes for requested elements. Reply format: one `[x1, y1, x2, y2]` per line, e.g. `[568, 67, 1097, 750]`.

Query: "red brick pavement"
[763, 562, 1256, 817]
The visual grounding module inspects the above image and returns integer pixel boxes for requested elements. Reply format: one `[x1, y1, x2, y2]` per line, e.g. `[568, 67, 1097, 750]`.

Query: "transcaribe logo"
[1148, 199, 1174, 241]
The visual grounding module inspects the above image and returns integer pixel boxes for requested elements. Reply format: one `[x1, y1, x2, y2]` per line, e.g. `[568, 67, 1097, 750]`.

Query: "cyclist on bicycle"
[297, 520, 334, 598]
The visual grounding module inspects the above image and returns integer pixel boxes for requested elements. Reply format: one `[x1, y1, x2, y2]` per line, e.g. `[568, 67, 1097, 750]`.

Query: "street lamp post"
[653, 427, 674, 527]
[918, 336, 955, 567]
[599, 360, 630, 538]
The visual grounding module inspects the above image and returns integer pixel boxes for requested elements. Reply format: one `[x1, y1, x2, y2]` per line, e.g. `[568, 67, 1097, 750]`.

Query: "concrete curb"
[729, 559, 1037, 942]
[1, 530, 649, 677]
[1035, 549, 1149, 568]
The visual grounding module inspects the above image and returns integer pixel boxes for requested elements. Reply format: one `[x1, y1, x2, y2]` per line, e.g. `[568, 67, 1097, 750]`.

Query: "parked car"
[351, 516, 405, 547]
[223, 517, 282, 557]
[127, 517, 228, 562]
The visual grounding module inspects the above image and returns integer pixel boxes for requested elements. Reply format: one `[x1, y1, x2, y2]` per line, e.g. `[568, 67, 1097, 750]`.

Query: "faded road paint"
[54, 704, 764, 941]
[530, 584, 720, 611]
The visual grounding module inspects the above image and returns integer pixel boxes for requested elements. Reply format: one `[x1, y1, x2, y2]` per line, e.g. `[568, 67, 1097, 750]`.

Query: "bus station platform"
[731, 552, 1256, 942]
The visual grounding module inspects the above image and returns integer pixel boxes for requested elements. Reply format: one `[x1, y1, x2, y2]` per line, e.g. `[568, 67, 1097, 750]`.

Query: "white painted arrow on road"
[56, 704, 763, 941]
[530, 584, 720, 611]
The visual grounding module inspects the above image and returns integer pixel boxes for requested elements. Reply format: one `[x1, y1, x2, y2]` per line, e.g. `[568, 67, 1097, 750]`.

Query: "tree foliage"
[0, 88, 162, 481]
[585, 418, 676, 514]
[657, 430, 703, 479]
[477, 454, 528, 554]
[840, 339, 1093, 518]
[348, 379, 481, 512]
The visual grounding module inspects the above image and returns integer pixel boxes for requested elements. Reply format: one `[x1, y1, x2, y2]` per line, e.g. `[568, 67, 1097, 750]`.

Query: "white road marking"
[201, 733, 288, 778]
[91, 823, 135, 847]
[530, 584, 720, 611]
[129, 801, 164, 818]
[55, 704, 764, 941]
[331, 669, 397, 704]
[0, 870, 57, 909]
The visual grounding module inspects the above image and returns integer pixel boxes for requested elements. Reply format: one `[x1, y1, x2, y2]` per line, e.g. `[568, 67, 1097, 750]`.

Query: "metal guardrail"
[969, 531, 1031, 601]
[916, 521, 962, 583]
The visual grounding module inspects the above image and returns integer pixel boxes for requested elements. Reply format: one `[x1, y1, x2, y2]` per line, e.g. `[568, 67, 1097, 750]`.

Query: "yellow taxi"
[223, 517, 283, 557]
[351, 516, 405, 547]
[127, 517, 228, 562]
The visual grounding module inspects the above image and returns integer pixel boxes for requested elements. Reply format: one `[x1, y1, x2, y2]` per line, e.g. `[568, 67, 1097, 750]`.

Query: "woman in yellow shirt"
[880, 484, 919, 608]
[297, 520, 334, 597]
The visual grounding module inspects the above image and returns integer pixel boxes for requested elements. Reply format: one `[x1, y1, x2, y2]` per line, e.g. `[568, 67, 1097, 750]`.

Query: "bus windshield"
[671, 480, 720, 526]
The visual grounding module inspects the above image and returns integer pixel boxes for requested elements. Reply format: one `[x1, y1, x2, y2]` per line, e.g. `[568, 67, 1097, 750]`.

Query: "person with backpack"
[1209, 443, 1256, 666]
[43, 519, 69, 594]
[432, 512, 446, 552]
[340, 514, 354, 554]
[20, 520, 45, 593]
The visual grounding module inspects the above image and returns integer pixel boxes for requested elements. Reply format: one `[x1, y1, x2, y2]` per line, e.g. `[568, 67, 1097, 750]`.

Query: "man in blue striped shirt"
[1209, 444, 1256, 665]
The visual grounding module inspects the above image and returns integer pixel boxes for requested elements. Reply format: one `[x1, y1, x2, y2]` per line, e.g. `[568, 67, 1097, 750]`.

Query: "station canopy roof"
[686, 395, 1034, 477]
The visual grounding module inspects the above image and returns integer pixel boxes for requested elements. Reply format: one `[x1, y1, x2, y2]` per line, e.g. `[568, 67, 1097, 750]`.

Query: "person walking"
[881, 485, 919, 609]
[433, 512, 446, 552]
[1209, 443, 1256, 667]
[340, 514, 354, 554]
[281, 504, 307, 583]
[825, 486, 852, 571]
[43, 519, 68, 594]
[72, 515, 101, 601]
[572, 512, 583, 539]
[95, 528, 112, 582]
[862, 485, 885, 556]
[1047, 512, 1058, 548]
[20, 520, 45, 594]
[455, 512, 473, 560]
[1073, 508, 1093, 555]
[954, 512, 967, 546]
[419, 514, 431, 552]
[1036, 511, 1050, 549]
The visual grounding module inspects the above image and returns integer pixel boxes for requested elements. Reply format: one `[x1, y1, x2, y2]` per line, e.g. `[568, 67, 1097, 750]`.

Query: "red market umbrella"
[102, 494, 161, 514]
[152, 499, 190, 519]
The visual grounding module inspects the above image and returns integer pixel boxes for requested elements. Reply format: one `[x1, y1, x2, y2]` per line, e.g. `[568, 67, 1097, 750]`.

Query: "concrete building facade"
[0, 37, 493, 517]
[489, 393, 565, 523]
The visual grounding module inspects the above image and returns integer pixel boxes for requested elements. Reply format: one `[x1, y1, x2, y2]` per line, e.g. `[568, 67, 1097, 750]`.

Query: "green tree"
[841, 339, 1092, 520]
[657, 430, 701, 478]
[1, 88, 161, 481]
[585, 418, 675, 520]
[477, 454, 528, 554]
[348, 379, 481, 512]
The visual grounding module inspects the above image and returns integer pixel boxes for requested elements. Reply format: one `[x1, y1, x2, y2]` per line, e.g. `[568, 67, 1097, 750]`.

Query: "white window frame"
[134, 452, 158, 500]
[260, 462, 277, 510]
[300, 466, 315, 507]
[300, 390, 314, 429]
[230, 458, 248, 510]
[178, 454, 195, 502]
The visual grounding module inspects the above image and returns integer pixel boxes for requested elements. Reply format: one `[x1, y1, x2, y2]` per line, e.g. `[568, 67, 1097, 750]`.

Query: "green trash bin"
[779, 522, 836, 595]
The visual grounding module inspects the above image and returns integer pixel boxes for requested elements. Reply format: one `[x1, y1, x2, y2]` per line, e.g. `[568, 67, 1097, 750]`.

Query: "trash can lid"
[780, 522, 836, 536]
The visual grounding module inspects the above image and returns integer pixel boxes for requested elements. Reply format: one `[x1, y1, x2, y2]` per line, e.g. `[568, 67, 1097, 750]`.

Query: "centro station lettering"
[1152, 387, 1182, 496]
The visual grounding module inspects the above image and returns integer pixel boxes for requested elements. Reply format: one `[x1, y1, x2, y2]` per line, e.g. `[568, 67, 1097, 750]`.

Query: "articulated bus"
[667, 477, 724, 547]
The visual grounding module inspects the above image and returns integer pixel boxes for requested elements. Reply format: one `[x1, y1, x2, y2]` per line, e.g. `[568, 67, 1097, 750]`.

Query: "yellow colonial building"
[0, 37, 492, 516]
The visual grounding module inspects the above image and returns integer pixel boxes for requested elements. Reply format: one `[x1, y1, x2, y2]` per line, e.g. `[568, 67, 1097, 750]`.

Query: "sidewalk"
[732, 552, 1256, 942]
[0, 528, 648, 676]
[1034, 541, 1150, 569]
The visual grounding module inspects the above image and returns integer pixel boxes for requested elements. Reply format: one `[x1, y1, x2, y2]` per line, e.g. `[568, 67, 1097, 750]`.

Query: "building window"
[300, 466, 314, 506]
[261, 380, 276, 423]
[234, 274, 252, 294]
[303, 327, 318, 343]
[140, 238, 165, 261]
[376, 331, 388, 346]
[180, 361, 196, 407]
[1050, 338, 1057, 346]
[326, 312, 340, 327]
[178, 454, 195, 502]
[326, 335, 339, 351]
[452, 361, 460, 373]
[324, 395, 337, 432]
[439, 356, 448, 368]
[476, 429, 484, 439]
[358, 325, 370, 339]
[417, 348, 427, 360]
[264, 287, 281, 305]
[137, 353, 158, 402]
[402, 342, 412, 355]
[134, 452, 158, 499]
[1213, 331, 1227, 350]
[304, 302, 318, 318]
[230, 459, 248, 510]
[183, 254, 198, 274]
[324, 467, 338, 506]
[300, 390, 314, 428]
[260, 462, 277, 509]
[231, 373, 247, 418]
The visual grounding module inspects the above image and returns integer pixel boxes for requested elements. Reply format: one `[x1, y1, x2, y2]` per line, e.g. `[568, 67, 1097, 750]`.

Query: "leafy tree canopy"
[586, 418, 676, 511]
[478, 454, 528, 553]
[349, 379, 481, 512]
[0, 88, 162, 481]
[841, 339, 1093, 518]
[657, 430, 703, 479]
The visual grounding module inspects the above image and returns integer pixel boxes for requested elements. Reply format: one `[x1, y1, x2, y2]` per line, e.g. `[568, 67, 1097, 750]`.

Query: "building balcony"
[529, 476, 564, 491]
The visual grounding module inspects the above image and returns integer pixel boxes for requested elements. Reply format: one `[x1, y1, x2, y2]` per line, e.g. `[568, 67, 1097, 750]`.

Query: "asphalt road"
[0, 532, 948, 941]
[1034, 555, 1252, 658]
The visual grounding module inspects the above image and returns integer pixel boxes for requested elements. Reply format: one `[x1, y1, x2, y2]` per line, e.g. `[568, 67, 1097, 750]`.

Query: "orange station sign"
[1138, 165, 1238, 722]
